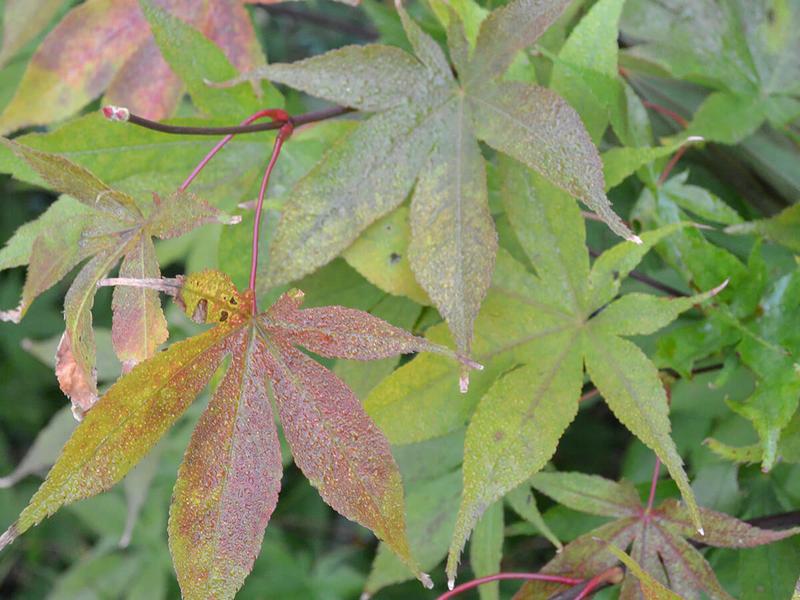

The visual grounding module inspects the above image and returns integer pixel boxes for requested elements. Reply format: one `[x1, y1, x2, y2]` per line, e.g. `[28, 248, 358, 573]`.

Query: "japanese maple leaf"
[0, 0, 268, 135]
[621, 0, 800, 143]
[0, 138, 237, 416]
[217, 0, 640, 362]
[513, 470, 800, 599]
[0, 269, 475, 599]
[634, 177, 800, 472]
[362, 158, 726, 584]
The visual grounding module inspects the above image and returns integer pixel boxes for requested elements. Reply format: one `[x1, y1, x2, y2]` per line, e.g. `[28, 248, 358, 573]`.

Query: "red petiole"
[251, 117, 294, 313]
[103, 105, 295, 314]
[436, 572, 583, 600]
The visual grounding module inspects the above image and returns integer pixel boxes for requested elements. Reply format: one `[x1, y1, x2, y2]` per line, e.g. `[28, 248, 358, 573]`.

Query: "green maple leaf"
[726, 203, 800, 253]
[512, 470, 800, 599]
[0, 269, 476, 598]
[364, 157, 726, 583]
[219, 0, 638, 360]
[0, 138, 237, 415]
[621, 0, 800, 143]
[635, 178, 800, 471]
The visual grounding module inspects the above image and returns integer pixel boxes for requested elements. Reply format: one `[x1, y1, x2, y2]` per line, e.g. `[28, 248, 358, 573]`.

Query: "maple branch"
[623, 267, 688, 296]
[435, 572, 583, 600]
[250, 115, 294, 312]
[587, 248, 688, 297]
[102, 105, 353, 135]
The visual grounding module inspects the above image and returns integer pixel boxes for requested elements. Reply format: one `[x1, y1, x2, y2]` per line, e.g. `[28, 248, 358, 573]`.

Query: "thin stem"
[658, 145, 688, 185]
[104, 105, 352, 135]
[436, 572, 583, 600]
[580, 388, 600, 403]
[553, 567, 624, 600]
[629, 270, 688, 297]
[638, 100, 694, 184]
[250, 121, 294, 313]
[645, 458, 662, 514]
[641, 100, 688, 128]
[179, 109, 287, 192]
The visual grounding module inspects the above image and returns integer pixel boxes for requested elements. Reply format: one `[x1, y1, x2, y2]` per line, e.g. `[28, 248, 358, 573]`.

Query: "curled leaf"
[55, 331, 98, 420]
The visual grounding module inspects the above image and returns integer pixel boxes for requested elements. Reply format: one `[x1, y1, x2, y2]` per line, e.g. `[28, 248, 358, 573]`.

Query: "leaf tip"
[420, 572, 434, 589]
[0, 523, 18, 552]
[459, 356, 484, 371]
[102, 105, 130, 122]
[709, 278, 730, 297]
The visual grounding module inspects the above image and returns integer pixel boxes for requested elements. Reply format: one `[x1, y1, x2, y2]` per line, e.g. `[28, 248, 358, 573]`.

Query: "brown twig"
[105, 105, 353, 136]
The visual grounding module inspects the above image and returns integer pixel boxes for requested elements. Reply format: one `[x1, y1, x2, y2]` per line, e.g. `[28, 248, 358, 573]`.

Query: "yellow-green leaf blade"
[447, 332, 583, 583]
[590, 285, 726, 338]
[0, 0, 64, 68]
[466, 0, 570, 83]
[220, 44, 428, 112]
[365, 278, 556, 445]
[583, 335, 701, 532]
[587, 224, 685, 310]
[263, 102, 438, 292]
[529, 471, 641, 519]
[470, 500, 504, 600]
[0, 137, 137, 213]
[549, 0, 626, 142]
[469, 81, 636, 241]
[0, 324, 234, 550]
[499, 156, 589, 313]
[141, 0, 274, 119]
[342, 206, 430, 305]
[408, 98, 497, 356]
[0, 195, 90, 272]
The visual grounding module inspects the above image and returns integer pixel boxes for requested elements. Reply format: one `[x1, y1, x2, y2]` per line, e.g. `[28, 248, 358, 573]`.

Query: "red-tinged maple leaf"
[512, 471, 800, 600]
[0, 0, 268, 134]
[0, 137, 238, 416]
[0, 269, 478, 598]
